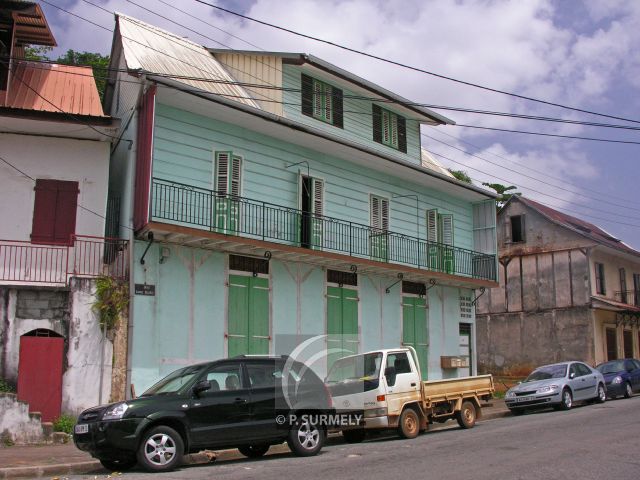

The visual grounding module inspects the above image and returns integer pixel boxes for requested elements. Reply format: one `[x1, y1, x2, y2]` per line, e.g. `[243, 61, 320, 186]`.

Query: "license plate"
[74, 424, 89, 434]
[517, 396, 535, 402]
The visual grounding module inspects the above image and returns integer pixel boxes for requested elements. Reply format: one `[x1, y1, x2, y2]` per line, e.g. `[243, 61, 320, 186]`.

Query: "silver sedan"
[505, 361, 606, 415]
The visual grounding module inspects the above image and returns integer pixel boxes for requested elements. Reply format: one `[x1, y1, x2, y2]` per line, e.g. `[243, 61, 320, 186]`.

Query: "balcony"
[149, 178, 497, 282]
[0, 235, 129, 287]
[615, 290, 640, 307]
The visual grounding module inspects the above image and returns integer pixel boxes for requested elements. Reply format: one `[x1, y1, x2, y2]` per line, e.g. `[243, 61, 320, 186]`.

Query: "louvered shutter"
[503, 216, 512, 243]
[381, 198, 389, 231]
[390, 113, 397, 147]
[441, 214, 454, 246]
[371, 196, 381, 230]
[313, 80, 323, 118]
[397, 115, 407, 153]
[333, 87, 343, 128]
[301, 73, 313, 116]
[312, 178, 323, 216]
[325, 84, 333, 122]
[382, 110, 390, 144]
[426, 209, 438, 242]
[216, 151, 231, 195]
[372, 104, 382, 143]
[230, 155, 242, 198]
[31, 180, 58, 244]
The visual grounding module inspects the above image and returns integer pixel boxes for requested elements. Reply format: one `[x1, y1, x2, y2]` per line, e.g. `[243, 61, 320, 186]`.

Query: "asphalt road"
[63, 396, 640, 480]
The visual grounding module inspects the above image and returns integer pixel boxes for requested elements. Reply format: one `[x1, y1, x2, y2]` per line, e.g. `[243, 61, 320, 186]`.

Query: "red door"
[17, 333, 64, 422]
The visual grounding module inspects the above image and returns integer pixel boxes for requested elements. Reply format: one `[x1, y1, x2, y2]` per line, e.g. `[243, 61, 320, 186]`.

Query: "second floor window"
[372, 104, 407, 153]
[595, 262, 606, 295]
[31, 179, 79, 245]
[427, 209, 454, 246]
[619, 268, 627, 303]
[301, 74, 343, 128]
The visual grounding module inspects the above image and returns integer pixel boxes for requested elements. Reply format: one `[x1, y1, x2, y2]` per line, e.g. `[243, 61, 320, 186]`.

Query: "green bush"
[0, 379, 15, 393]
[53, 414, 77, 435]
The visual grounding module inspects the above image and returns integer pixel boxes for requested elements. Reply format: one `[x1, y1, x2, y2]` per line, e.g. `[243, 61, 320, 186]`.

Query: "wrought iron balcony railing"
[150, 178, 497, 281]
[615, 290, 640, 307]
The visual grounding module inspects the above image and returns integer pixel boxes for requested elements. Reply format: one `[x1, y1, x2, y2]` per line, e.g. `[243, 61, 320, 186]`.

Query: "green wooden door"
[370, 195, 389, 262]
[214, 151, 241, 234]
[327, 286, 359, 370]
[228, 275, 269, 357]
[402, 296, 428, 380]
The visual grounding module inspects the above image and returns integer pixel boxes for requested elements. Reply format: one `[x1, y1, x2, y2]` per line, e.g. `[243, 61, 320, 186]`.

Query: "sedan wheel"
[624, 382, 633, 399]
[595, 383, 606, 404]
[559, 388, 572, 410]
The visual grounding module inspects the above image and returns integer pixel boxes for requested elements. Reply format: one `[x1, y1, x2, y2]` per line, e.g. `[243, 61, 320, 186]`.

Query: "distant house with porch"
[476, 196, 640, 375]
[104, 14, 499, 394]
[0, 1, 124, 431]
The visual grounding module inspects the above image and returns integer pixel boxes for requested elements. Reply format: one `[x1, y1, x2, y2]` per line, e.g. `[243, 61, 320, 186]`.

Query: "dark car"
[73, 356, 332, 472]
[596, 358, 640, 399]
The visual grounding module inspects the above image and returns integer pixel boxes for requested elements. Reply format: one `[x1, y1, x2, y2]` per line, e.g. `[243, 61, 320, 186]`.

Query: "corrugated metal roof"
[421, 149, 456, 178]
[4, 1, 57, 47]
[5, 61, 105, 117]
[516, 196, 640, 258]
[116, 14, 259, 109]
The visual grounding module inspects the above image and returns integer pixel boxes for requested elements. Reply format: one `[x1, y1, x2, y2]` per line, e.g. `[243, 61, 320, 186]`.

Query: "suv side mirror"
[384, 366, 397, 387]
[193, 380, 211, 396]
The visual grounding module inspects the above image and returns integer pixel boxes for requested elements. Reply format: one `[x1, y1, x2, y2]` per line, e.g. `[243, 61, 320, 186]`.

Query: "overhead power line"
[192, 0, 640, 126]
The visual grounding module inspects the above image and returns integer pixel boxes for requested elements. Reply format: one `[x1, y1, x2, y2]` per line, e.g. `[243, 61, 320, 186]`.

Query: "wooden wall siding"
[152, 103, 475, 250]
[215, 53, 283, 116]
[281, 64, 422, 165]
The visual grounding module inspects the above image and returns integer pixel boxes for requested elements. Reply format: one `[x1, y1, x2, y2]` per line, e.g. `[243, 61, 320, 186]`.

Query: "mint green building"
[105, 15, 498, 395]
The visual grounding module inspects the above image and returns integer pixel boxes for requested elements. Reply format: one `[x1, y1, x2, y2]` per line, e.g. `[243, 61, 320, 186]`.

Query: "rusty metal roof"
[514, 196, 640, 258]
[1, 1, 56, 47]
[116, 14, 259, 109]
[5, 61, 105, 117]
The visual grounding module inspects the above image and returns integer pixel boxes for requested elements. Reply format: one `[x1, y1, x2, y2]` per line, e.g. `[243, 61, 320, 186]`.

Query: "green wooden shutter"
[402, 296, 428, 380]
[301, 73, 313, 116]
[397, 115, 407, 153]
[248, 277, 269, 354]
[440, 214, 454, 274]
[426, 209, 439, 270]
[333, 87, 343, 128]
[311, 178, 324, 250]
[372, 104, 382, 143]
[228, 274, 269, 357]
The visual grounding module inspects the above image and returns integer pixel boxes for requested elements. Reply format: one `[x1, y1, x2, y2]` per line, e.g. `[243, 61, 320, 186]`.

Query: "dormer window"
[301, 74, 343, 128]
[372, 104, 407, 153]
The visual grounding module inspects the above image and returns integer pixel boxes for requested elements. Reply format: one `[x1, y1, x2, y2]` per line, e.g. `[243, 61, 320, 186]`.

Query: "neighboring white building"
[0, 2, 124, 432]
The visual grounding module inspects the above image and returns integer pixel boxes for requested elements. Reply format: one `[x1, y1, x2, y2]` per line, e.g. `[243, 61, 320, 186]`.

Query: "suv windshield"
[326, 353, 382, 383]
[524, 364, 567, 382]
[141, 364, 205, 396]
[597, 360, 626, 375]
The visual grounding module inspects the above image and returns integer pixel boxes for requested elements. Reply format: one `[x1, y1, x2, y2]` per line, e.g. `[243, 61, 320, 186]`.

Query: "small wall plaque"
[135, 284, 156, 296]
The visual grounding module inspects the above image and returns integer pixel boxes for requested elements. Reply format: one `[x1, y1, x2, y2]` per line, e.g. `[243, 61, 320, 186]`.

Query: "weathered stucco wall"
[476, 306, 595, 375]
[0, 393, 46, 445]
[0, 279, 114, 416]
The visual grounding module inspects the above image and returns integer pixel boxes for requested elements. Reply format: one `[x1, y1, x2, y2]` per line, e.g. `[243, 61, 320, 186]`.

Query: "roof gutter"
[148, 75, 495, 199]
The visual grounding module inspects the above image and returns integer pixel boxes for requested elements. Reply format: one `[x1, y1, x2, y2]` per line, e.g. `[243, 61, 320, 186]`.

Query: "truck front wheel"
[398, 408, 420, 439]
[456, 401, 477, 429]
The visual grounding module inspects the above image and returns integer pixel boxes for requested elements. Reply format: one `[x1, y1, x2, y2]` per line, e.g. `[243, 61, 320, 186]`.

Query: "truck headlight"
[612, 376, 623, 384]
[102, 402, 129, 420]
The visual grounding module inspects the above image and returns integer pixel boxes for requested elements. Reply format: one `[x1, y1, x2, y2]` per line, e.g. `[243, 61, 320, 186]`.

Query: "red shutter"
[31, 180, 58, 244]
[53, 181, 79, 244]
[31, 180, 79, 245]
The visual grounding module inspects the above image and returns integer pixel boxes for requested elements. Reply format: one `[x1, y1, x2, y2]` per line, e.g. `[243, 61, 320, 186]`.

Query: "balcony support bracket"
[385, 273, 404, 294]
[471, 287, 486, 306]
[140, 232, 154, 265]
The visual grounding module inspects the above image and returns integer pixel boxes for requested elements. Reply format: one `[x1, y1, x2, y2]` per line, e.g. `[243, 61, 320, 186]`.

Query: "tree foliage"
[448, 169, 472, 184]
[482, 183, 522, 209]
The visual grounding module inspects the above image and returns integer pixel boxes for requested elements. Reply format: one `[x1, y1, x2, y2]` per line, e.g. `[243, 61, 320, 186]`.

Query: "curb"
[0, 461, 101, 479]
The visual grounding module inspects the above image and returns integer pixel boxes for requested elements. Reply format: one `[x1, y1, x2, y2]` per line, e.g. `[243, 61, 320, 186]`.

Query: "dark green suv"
[73, 356, 332, 472]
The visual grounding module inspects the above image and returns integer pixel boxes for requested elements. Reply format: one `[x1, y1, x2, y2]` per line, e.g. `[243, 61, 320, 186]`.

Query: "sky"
[39, 0, 640, 249]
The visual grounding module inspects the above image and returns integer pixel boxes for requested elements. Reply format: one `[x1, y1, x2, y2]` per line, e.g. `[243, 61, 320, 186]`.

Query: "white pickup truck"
[326, 347, 494, 442]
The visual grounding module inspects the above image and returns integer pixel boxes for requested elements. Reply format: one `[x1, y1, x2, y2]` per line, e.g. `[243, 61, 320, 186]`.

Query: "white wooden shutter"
[390, 113, 398, 147]
[427, 209, 438, 242]
[313, 80, 322, 117]
[382, 110, 390, 143]
[215, 151, 231, 194]
[371, 196, 381, 230]
[230, 155, 242, 197]
[441, 214, 454, 246]
[325, 85, 332, 122]
[312, 178, 324, 216]
[381, 198, 389, 231]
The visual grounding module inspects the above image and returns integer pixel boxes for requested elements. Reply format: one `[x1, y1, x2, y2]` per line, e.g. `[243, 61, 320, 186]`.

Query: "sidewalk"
[0, 400, 510, 479]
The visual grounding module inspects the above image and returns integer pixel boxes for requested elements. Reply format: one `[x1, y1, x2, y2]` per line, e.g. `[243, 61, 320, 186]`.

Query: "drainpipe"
[98, 308, 106, 405]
